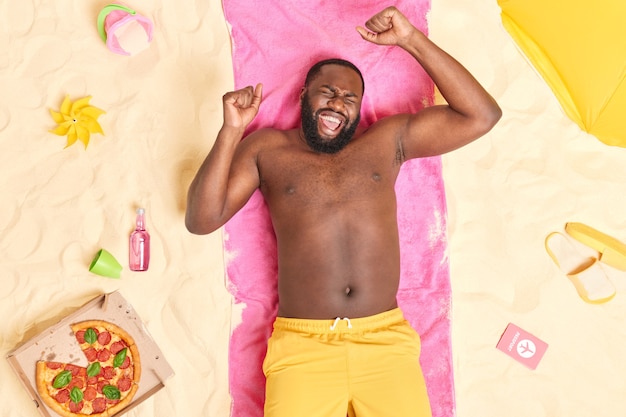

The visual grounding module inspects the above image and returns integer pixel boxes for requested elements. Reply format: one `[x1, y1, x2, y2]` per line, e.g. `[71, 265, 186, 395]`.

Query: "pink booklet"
[496, 323, 548, 370]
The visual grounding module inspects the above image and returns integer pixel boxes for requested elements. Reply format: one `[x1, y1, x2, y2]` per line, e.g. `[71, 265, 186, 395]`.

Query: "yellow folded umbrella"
[498, 0, 626, 148]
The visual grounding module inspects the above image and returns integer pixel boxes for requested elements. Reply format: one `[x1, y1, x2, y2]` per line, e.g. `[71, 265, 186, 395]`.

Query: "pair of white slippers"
[545, 223, 626, 304]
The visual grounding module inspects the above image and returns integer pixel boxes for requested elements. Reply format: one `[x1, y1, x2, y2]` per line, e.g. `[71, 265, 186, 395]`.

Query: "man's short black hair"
[304, 58, 365, 93]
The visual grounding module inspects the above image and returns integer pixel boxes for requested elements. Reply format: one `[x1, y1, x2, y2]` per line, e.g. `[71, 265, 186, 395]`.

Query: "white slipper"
[545, 232, 616, 304]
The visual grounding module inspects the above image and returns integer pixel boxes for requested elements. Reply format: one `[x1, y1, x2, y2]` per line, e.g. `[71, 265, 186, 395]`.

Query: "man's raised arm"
[357, 7, 501, 158]
[185, 84, 263, 234]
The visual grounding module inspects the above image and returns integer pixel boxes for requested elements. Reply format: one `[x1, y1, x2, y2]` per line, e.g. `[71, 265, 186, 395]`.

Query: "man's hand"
[222, 83, 263, 131]
[356, 7, 417, 48]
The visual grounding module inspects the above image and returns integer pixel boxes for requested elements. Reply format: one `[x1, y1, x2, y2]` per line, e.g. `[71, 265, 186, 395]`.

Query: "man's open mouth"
[319, 111, 345, 132]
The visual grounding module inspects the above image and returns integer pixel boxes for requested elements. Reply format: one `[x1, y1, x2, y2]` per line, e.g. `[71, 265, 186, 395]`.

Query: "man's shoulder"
[351, 115, 410, 145]
[242, 127, 298, 151]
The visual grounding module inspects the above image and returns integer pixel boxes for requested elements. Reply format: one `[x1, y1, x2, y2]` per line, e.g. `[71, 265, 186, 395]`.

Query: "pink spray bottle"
[129, 208, 150, 271]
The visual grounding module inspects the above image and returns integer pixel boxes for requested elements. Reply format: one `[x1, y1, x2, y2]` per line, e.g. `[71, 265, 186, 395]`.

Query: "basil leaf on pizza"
[113, 347, 127, 368]
[87, 361, 101, 377]
[103, 384, 121, 400]
[84, 328, 97, 344]
[85, 328, 98, 345]
[52, 370, 72, 388]
[70, 387, 83, 404]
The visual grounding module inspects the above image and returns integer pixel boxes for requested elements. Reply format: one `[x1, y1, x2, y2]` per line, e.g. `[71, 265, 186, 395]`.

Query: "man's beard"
[300, 98, 360, 154]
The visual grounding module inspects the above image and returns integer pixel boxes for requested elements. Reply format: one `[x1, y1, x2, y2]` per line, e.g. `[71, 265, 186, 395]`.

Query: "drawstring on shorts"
[330, 317, 353, 330]
[272, 308, 404, 333]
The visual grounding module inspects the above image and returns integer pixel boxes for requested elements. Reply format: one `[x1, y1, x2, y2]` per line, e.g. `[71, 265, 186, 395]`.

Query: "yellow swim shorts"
[262, 308, 432, 417]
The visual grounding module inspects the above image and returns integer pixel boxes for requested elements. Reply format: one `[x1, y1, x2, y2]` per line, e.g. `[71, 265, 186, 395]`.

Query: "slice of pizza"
[36, 320, 141, 417]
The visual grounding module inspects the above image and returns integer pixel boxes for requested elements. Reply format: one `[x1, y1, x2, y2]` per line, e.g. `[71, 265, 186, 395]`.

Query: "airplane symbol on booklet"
[516, 339, 537, 359]
[518, 341, 534, 354]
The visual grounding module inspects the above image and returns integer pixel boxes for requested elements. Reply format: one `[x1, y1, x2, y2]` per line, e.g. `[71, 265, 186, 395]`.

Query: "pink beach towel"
[222, 1, 454, 417]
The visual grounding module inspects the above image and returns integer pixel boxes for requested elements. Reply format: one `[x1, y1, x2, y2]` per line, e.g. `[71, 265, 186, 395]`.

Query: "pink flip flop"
[545, 232, 616, 304]
[97, 4, 153, 56]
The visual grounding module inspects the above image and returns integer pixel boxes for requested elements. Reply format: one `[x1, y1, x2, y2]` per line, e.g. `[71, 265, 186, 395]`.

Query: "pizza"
[36, 320, 141, 417]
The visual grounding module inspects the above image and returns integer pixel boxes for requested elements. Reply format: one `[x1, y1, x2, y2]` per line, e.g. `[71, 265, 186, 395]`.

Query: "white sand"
[2, 1, 626, 416]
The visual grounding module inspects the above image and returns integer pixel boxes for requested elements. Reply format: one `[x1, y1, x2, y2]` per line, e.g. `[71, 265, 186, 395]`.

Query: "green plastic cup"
[89, 249, 122, 278]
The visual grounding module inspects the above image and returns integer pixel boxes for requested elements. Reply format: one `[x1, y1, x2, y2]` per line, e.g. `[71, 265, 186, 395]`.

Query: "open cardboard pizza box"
[6, 291, 174, 417]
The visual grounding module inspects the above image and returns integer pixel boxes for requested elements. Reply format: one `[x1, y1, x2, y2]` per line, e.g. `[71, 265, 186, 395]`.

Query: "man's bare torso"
[255, 126, 404, 319]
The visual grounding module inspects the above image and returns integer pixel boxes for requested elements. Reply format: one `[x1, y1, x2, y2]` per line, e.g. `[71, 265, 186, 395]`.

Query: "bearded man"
[186, 6, 501, 417]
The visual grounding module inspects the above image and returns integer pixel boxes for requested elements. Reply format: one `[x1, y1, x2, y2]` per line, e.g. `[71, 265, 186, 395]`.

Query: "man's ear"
[299, 86, 306, 101]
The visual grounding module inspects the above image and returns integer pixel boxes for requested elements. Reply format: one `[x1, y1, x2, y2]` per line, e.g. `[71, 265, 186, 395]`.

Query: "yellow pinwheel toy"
[49, 95, 106, 149]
